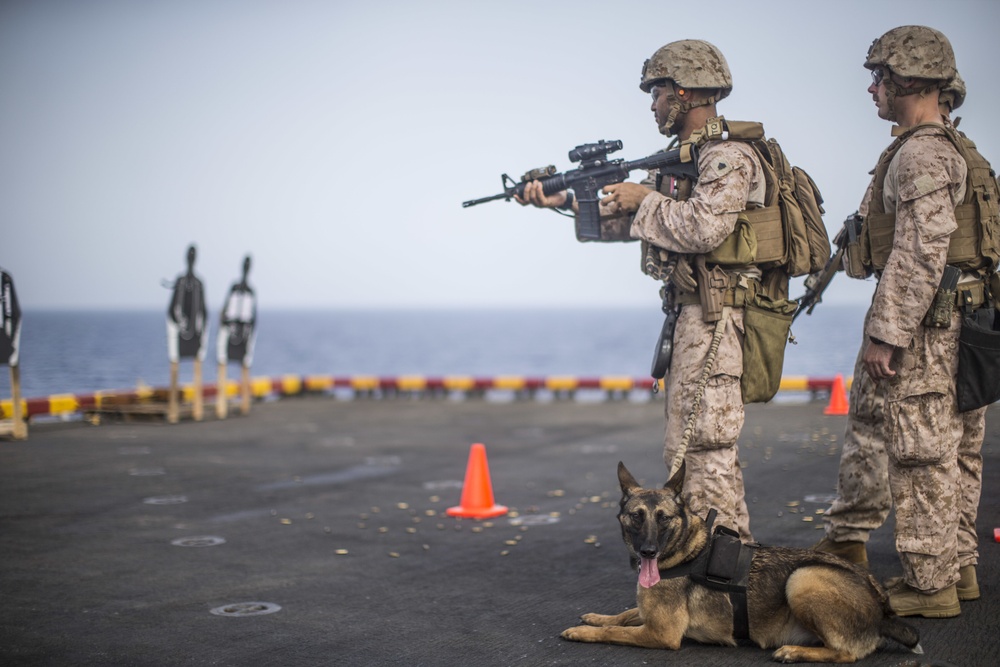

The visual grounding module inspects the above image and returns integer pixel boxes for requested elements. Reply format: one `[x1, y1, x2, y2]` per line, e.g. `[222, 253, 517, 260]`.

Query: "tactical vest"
[861, 123, 1000, 275]
[641, 117, 829, 284]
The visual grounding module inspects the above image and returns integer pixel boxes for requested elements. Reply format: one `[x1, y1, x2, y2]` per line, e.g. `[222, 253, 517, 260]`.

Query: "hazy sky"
[2, 0, 998, 310]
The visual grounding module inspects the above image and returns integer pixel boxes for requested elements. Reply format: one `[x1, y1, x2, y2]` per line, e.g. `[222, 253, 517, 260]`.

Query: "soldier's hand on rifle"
[514, 180, 568, 209]
[601, 182, 652, 214]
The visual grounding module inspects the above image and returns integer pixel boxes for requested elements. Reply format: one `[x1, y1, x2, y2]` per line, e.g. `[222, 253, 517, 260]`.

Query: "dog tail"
[880, 616, 922, 654]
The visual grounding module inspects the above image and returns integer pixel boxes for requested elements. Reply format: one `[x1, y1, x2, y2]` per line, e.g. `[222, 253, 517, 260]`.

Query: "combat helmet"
[865, 25, 956, 83]
[640, 39, 731, 136]
[865, 26, 956, 122]
[640, 39, 733, 97]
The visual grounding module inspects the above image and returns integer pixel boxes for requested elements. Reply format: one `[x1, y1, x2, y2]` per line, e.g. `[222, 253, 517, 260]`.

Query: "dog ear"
[617, 461, 641, 496]
[663, 460, 685, 495]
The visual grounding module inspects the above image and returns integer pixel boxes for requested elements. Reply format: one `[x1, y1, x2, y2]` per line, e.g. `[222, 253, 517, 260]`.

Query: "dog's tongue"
[639, 557, 660, 588]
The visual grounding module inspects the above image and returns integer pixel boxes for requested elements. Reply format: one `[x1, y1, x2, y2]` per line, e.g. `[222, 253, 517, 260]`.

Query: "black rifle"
[793, 213, 864, 321]
[462, 140, 699, 241]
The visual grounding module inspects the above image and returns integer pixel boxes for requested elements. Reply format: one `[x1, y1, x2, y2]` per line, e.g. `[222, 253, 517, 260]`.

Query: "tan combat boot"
[958, 564, 980, 601]
[888, 567, 979, 602]
[888, 582, 961, 618]
[812, 537, 869, 568]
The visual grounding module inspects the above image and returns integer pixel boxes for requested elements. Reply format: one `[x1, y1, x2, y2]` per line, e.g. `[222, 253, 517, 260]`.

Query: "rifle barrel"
[462, 192, 512, 208]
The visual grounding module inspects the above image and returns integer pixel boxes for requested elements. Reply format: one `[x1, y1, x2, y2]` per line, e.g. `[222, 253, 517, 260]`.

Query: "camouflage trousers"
[824, 308, 986, 592]
[663, 304, 751, 542]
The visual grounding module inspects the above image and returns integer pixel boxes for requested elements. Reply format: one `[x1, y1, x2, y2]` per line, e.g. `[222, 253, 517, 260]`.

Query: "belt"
[675, 289, 745, 308]
[674, 276, 757, 308]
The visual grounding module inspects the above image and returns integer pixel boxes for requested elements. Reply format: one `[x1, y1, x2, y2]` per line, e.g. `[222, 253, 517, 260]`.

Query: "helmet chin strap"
[659, 88, 720, 136]
[883, 73, 943, 123]
[884, 84, 899, 123]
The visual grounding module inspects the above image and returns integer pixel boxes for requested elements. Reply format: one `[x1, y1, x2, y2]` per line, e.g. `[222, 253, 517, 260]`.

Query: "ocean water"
[2, 305, 868, 399]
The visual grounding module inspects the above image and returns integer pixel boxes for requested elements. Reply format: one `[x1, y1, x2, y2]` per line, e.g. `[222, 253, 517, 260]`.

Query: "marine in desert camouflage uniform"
[824, 26, 988, 619]
[518, 40, 769, 541]
[816, 70, 988, 611]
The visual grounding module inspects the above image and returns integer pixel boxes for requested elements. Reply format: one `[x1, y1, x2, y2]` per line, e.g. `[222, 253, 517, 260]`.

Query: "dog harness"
[656, 510, 758, 640]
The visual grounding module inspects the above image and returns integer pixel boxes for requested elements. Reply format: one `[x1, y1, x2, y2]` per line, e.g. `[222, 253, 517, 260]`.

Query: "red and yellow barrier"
[1, 374, 852, 421]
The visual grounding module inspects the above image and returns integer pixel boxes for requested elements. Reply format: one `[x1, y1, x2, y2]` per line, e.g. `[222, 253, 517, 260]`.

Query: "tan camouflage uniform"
[824, 318, 985, 575]
[863, 126, 985, 593]
[624, 140, 765, 541]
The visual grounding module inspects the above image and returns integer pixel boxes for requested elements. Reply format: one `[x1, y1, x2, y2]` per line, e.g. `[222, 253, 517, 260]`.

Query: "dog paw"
[579, 613, 606, 626]
[772, 646, 804, 663]
[561, 626, 596, 642]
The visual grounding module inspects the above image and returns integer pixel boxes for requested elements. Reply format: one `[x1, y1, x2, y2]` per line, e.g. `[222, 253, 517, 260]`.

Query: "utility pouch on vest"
[741, 293, 797, 404]
[923, 265, 961, 328]
[704, 216, 757, 266]
[957, 306, 1000, 412]
[696, 257, 729, 324]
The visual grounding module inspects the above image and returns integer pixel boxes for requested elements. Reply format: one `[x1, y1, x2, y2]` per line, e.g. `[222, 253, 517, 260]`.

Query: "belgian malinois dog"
[561, 462, 923, 663]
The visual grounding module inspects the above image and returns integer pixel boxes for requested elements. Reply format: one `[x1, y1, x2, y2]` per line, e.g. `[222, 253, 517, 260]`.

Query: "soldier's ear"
[664, 461, 685, 496]
[618, 461, 641, 496]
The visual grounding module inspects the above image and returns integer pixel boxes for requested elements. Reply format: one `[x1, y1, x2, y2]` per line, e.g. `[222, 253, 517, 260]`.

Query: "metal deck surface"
[2, 397, 997, 666]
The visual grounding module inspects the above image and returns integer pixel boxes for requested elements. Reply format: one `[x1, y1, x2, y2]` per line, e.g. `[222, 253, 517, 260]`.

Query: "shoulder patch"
[699, 157, 738, 183]
[912, 174, 940, 197]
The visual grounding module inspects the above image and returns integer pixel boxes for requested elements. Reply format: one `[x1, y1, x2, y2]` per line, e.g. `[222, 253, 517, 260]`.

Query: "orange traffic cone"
[824, 374, 849, 416]
[446, 443, 509, 519]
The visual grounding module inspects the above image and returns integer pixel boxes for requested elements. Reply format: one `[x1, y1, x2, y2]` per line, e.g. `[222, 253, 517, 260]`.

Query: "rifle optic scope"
[568, 139, 623, 164]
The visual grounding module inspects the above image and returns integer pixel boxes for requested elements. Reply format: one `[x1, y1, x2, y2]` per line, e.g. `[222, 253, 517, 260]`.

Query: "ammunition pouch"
[924, 289, 960, 329]
[920, 275, 989, 328]
[741, 293, 798, 404]
[844, 228, 870, 279]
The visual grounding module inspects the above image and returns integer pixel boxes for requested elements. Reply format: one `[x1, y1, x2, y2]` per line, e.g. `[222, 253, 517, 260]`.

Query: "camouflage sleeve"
[593, 170, 658, 242]
[628, 142, 757, 254]
[866, 135, 967, 347]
